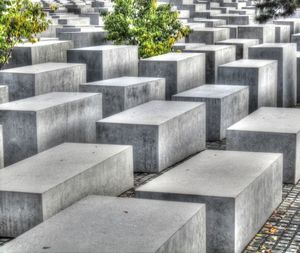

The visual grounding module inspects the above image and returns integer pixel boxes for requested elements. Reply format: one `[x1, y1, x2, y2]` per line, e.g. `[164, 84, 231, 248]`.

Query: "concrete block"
[238, 25, 276, 43]
[67, 45, 138, 82]
[0, 92, 102, 166]
[139, 53, 205, 99]
[274, 19, 300, 35]
[212, 14, 250, 25]
[218, 59, 278, 112]
[172, 42, 205, 51]
[0, 85, 9, 104]
[218, 25, 238, 39]
[248, 43, 297, 107]
[80, 76, 166, 117]
[184, 45, 236, 84]
[227, 107, 300, 184]
[297, 52, 300, 103]
[192, 18, 226, 27]
[0, 143, 133, 237]
[96, 101, 206, 173]
[5, 41, 73, 69]
[136, 150, 283, 253]
[274, 25, 291, 43]
[173, 84, 249, 140]
[0, 63, 86, 101]
[0, 196, 206, 253]
[216, 38, 259, 59]
[187, 27, 230, 44]
[291, 33, 300, 51]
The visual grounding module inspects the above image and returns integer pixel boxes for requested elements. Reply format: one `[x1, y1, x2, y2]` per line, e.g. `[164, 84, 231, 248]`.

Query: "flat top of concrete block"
[184, 44, 234, 52]
[173, 84, 248, 99]
[136, 150, 282, 198]
[81, 76, 164, 87]
[0, 62, 85, 74]
[0, 143, 131, 193]
[219, 59, 277, 68]
[140, 52, 203, 62]
[0, 92, 99, 112]
[15, 40, 71, 48]
[1, 196, 204, 253]
[98, 100, 204, 125]
[217, 38, 259, 44]
[250, 43, 295, 48]
[68, 45, 136, 51]
[228, 107, 300, 134]
[219, 25, 238, 28]
[191, 27, 228, 31]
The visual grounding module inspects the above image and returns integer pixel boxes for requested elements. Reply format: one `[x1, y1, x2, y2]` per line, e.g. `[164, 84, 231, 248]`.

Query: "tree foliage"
[102, 0, 191, 58]
[255, 0, 297, 23]
[0, 0, 50, 69]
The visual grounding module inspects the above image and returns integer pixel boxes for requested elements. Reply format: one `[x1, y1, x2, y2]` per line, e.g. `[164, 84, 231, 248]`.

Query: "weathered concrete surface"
[218, 25, 238, 39]
[80, 76, 165, 117]
[139, 52, 205, 100]
[184, 45, 236, 84]
[218, 59, 278, 112]
[187, 27, 230, 44]
[0, 63, 86, 101]
[238, 25, 276, 43]
[96, 101, 206, 172]
[0, 85, 9, 104]
[0, 196, 206, 253]
[5, 40, 73, 69]
[291, 33, 300, 51]
[0, 92, 102, 166]
[0, 143, 133, 237]
[172, 42, 205, 51]
[136, 150, 283, 253]
[173, 84, 249, 140]
[274, 25, 291, 43]
[211, 14, 250, 25]
[248, 43, 297, 107]
[67, 45, 138, 82]
[216, 38, 259, 59]
[274, 19, 300, 35]
[227, 107, 300, 184]
[297, 52, 300, 103]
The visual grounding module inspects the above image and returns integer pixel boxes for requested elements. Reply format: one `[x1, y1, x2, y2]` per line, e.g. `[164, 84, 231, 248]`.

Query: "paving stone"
[238, 25, 276, 43]
[0, 92, 102, 166]
[227, 107, 300, 184]
[96, 101, 206, 172]
[184, 45, 236, 84]
[67, 45, 138, 82]
[0, 143, 133, 237]
[80, 76, 166, 117]
[248, 43, 297, 107]
[0, 196, 206, 253]
[173, 84, 249, 141]
[136, 150, 283, 253]
[187, 27, 230, 44]
[218, 59, 278, 112]
[0, 63, 86, 101]
[139, 52, 205, 99]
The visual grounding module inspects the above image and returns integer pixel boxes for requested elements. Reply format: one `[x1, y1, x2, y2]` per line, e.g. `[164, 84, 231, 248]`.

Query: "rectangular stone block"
[80, 76, 165, 117]
[0, 63, 86, 101]
[139, 53, 205, 99]
[297, 52, 300, 103]
[0, 85, 9, 104]
[172, 42, 205, 51]
[67, 45, 138, 82]
[274, 25, 291, 43]
[184, 45, 236, 84]
[0, 143, 133, 237]
[291, 33, 300, 51]
[218, 59, 278, 112]
[187, 27, 230, 44]
[96, 101, 206, 173]
[136, 150, 283, 253]
[248, 43, 297, 107]
[173, 84, 249, 141]
[192, 18, 226, 27]
[5, 41, 73, 69]
[216, 38, 259, 59]
[274, 19, 300, 35]
[212, 14, 250, 25]
[0, 196, 206, 253]
[0, 92, 102, 166]
[218, 25, 238, 38]
[227, 107, 300, 184]
[238, 25, 276, 43]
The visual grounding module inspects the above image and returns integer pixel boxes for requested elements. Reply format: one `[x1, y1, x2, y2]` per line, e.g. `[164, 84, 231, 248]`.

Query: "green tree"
[0, 0, 50, 69]
[103, 0, 191, 58]
[255, 0, 297, 23]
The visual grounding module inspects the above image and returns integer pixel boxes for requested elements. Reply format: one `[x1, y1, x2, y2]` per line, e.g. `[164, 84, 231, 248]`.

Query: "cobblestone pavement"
[1, 140, 300, 252]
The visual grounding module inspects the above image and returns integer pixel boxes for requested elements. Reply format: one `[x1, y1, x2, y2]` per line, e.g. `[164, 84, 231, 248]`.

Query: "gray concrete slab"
[0, 143, 133, 237]
[218, 59, 278, 112]
[227, 107, 300, 184]
[274, 19, 300, 35]
[0, 196, 206, 253]
[67, 45, 138, 82]
[187, 27, 230, 44]
[238, 25, 276, 43]
[80, 76, 165, 117]
[139, 52, 205, 99]
[0, 63, 86, 101]
[274, 25, 291, 43]
[173, 84, 249, 140]
[184, 45, 236, 84]
[96, 100, 206, 172]
[0, 92, 102, 166]
[218, 25, 238, 39]
[136, 150, 283, 253]
[172, 42, 205, 51]
[248, 43, 297, 107]
[297, 52, 300, 103]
